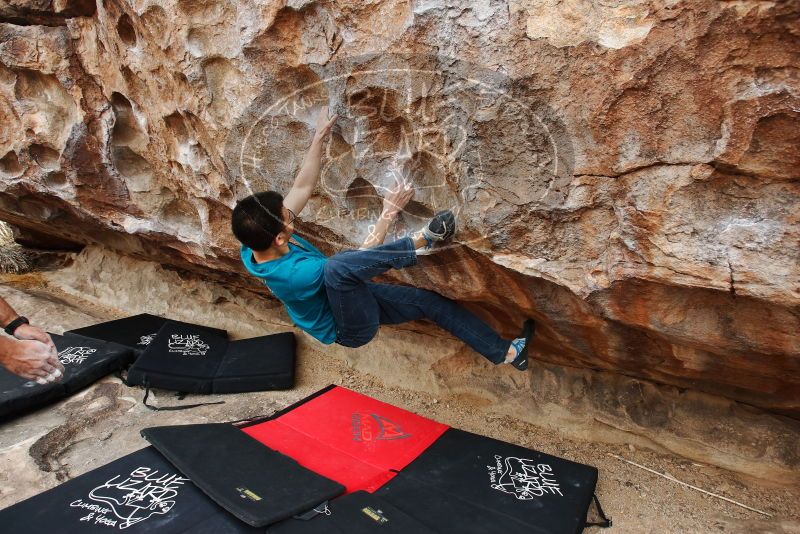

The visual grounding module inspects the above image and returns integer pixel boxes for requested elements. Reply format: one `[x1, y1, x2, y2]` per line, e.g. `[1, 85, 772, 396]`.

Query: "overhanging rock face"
[0, 1, 797, 415]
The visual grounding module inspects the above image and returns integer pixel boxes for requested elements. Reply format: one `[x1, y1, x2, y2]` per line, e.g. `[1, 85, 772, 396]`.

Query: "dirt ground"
[0, 280, 798, 533]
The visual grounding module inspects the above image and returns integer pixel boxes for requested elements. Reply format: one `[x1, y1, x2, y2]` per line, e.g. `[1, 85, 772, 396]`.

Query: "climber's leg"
[325, 237, 417, 348]
[365, 281, 512, 364]
[323, 236, 417, 292]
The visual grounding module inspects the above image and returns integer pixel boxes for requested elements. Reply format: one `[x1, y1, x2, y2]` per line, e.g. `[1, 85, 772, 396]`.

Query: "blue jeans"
[323, 237, 512, 364]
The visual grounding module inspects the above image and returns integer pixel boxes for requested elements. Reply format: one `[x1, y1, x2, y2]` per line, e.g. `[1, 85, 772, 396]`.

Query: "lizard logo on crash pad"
[489, 455, 564, 500]
[167, 334, 210, 356]
[72, 466, 189, 529]
[58, 346, 97, 366]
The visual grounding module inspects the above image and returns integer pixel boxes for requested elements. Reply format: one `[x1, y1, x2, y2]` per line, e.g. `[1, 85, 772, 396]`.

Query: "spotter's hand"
[2, 339, 63, 383]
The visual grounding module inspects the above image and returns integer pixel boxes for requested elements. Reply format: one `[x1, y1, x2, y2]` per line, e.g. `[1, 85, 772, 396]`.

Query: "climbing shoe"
[508, 318, 536, 371]
[421, 210, 456, 248]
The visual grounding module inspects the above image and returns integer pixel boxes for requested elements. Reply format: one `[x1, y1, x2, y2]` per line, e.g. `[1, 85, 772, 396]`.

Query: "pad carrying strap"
[585, 493, 612, 528]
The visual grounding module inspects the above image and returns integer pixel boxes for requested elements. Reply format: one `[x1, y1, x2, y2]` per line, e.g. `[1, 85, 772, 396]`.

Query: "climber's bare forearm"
[360, 210, 397, 249]
[283, 133, 325, 216]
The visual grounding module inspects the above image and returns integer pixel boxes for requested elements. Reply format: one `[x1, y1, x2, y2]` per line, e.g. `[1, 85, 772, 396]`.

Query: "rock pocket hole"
[177, 0, 223, 18]
[44, 171, 68, 188]
[110, 92, 147, 148]
[117, 13, 137, 46]
[141, 5, 169, 49]
[402, 151, 458, 213]
[0, 151, 23, 176]
[160, 198, 202, 236]
[13, 70, 78, 138]
[345, 177, 382, 220]
[111, 146, 153, 191]
[403, 199, 433, 219]
[29, 144, 61, 171]
[186, 27, 211, 57]
[202, 58, 242, 119]
[348, 87, 410, 155]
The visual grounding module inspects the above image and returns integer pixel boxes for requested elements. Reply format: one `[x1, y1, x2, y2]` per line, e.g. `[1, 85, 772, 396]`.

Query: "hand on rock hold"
[313, 105, 338, 141]
[382, 181, 415, 218]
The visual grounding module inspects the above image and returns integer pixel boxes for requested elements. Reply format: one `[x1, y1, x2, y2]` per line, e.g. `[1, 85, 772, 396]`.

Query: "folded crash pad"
[0, 332, 135, 420]
[141, 423, 345, 527]
[66, 313, 227, 351]
[0, 447, 261, 533]
[126, 320, 296, 394]
[214, 333, 296, 393]
[241, 385, 449, 493]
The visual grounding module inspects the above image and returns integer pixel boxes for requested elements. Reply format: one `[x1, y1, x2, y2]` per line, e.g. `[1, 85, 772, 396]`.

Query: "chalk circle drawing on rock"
[224, 53, 574, 254]
[69, 466, 189, 529]
[488, 455, 564, 500]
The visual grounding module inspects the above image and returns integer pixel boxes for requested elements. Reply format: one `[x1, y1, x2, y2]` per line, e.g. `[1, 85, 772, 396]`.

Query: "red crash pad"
[242, 386, 448, 492]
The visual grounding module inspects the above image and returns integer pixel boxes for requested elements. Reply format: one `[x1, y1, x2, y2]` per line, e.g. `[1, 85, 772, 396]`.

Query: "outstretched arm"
[283, 106, 338, 217]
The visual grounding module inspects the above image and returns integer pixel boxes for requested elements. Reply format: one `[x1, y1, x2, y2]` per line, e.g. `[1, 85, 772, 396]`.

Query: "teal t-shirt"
[240, 233, 337, 345]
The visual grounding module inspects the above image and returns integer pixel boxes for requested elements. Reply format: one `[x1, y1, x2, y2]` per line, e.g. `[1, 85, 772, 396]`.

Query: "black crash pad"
[0, 447, 261, 533]
[377, 428, 599, 534]
[66, 313, 227, 351]
[266, 490, 438, 533]
[141, 423, 345, 527]
[126, 321, 295, 394]
[212, 333, 296, 393]
[0, 332, 134, 420]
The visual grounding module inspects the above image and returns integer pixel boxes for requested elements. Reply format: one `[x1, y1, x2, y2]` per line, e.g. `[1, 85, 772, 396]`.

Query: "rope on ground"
[608, 453, 772, 518]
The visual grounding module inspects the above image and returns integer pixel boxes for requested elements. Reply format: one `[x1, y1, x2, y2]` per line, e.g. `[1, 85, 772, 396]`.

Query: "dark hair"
[231, 191, 285, 250]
